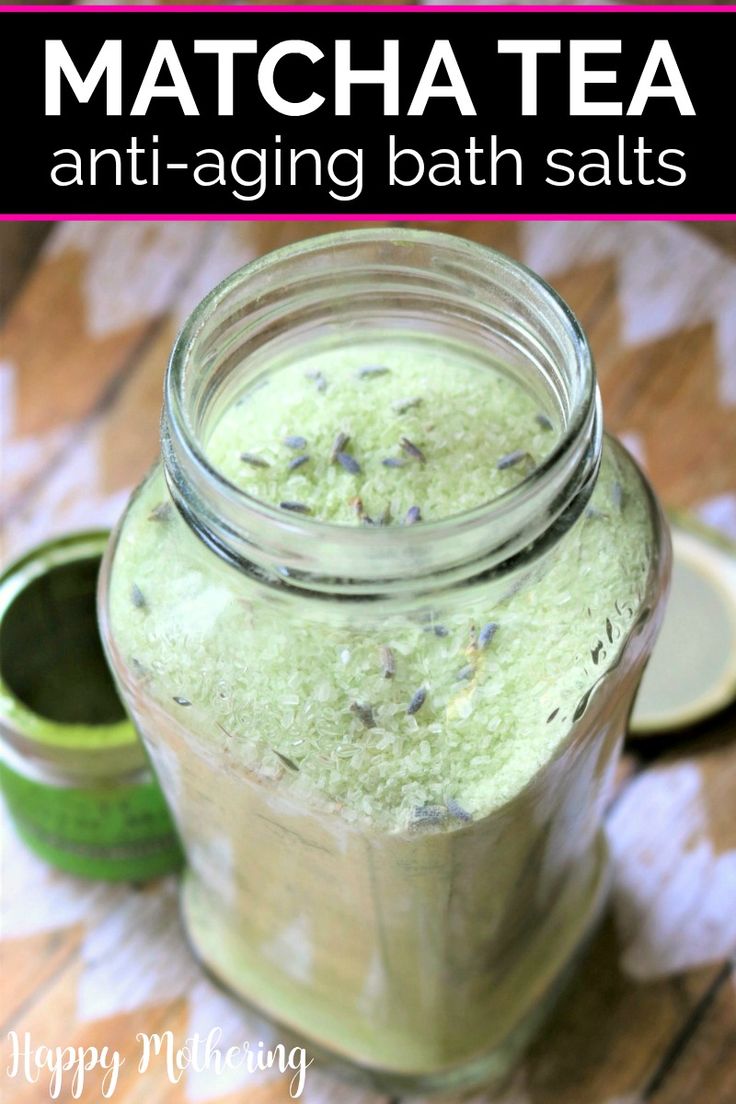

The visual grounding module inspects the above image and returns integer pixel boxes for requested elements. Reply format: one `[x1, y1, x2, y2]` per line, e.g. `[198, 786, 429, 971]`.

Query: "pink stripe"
[2, 4, 735, 12]
[3, 213, 735, 222]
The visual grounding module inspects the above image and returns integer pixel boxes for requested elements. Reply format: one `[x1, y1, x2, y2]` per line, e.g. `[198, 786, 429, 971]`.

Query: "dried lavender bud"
[535, 413, 554, 431]
[279, 501, 312, 514]
[400, 437, 427, 464]
[412, 804, 447, 826]
[306, 370, 327, 392]
[477, 622, 499, 649]
[287, 454, 310, 471]
[357, 365, 390, 379]
[407, 687, 427, 715]
[131, 584, 147, 609]
[350, 701, 376, 729]
[392, 396, 423, 414]
[606, 617, 614, 644]
[591, 640, 604, 665]
[380, 646, 396, 679]
[330, 431, 351, 462]
[173, 696, 191, 707]
[284, 435, 307, 449]
[382, 457, 407, 469]
[404, 505, 422, 526]
[148, 501, 172, 522]
[546, 708, 559, 723]
[432, 625, 449, 638]
[455, 663, 475, 682]
[497, 449, 533, 471]
[336, 451, 361, 475]
[274, 749, 300, 771]
[446, 797, 472, 823]
[240, 452, 270, 468]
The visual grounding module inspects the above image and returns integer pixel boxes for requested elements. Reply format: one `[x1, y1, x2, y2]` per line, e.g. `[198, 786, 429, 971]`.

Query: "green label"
[0, 763, 183, 881]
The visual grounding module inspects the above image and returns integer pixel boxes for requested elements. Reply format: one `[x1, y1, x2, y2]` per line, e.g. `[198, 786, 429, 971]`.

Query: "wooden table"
[1, 220, 735, 1104]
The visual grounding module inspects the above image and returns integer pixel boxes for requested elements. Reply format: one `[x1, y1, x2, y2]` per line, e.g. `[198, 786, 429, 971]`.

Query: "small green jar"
[0, 531, 182, 881]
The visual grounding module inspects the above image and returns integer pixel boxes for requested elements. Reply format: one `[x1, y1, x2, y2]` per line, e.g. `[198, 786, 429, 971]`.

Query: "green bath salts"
[110, 339, 649, 829]
[208, 341, 554, 526]
[106, 334, 657, 1079]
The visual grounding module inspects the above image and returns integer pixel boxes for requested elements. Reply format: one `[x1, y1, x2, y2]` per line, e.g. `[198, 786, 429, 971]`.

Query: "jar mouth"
[0, 532, 143, 778]
[163, 229, 601, 597]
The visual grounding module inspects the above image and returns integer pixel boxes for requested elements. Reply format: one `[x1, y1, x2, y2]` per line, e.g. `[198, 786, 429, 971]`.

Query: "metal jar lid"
[630, 512, 736, 736]
[0, 531, 182, 881]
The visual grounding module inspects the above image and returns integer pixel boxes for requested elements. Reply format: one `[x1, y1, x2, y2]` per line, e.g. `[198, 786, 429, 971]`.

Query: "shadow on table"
[504, 908, 717, 1104]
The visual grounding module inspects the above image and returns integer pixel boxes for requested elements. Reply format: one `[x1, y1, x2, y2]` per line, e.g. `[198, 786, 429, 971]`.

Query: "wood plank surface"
[1, 220, 735, 1104]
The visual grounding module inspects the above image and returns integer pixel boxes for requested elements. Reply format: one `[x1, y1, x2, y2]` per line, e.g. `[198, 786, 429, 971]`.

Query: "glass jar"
[99, 229, 670, 1094]
[0, 531, 182, 881]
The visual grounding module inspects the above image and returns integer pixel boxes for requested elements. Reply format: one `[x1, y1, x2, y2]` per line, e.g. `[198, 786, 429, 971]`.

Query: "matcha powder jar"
[99, 230, 670, 1093]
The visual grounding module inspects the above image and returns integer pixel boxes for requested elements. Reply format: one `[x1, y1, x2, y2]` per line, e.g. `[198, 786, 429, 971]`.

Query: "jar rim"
[163, 228, 602, 596]
[0, 531, 145, 777]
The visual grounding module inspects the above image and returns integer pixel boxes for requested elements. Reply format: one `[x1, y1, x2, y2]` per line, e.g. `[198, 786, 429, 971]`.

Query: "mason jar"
[99, 229, 670, 1094]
